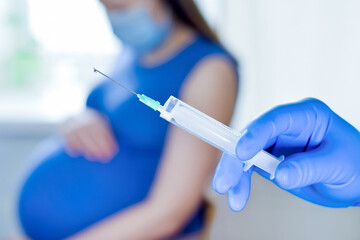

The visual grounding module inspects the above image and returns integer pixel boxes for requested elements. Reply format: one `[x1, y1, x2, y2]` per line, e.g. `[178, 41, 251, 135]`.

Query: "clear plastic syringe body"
[157, 96, 283, 179]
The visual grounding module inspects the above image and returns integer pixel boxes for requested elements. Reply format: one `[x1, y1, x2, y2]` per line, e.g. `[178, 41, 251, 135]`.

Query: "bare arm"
[69, 57, 238, 240]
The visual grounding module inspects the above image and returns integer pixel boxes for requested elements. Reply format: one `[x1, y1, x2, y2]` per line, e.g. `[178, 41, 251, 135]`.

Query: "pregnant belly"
[18, 139, 160, 239]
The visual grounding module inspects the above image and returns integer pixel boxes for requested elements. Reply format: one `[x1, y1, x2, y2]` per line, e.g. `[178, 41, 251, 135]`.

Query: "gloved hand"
[213, 98, 360, 211]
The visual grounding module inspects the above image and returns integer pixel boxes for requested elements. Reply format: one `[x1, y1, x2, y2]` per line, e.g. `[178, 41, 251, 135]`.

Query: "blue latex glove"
[213, 98, 360, 211]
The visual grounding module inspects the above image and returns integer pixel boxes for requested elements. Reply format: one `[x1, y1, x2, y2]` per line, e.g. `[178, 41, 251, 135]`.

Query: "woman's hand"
[61, 108, 118, 163]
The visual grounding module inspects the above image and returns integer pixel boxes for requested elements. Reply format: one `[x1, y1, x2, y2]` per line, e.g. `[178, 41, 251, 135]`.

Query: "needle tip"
[92, 68, 138, 96]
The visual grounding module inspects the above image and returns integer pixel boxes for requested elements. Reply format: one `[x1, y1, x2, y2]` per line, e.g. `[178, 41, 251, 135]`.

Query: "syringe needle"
[93, 68, 161, 111]
[93, 68, 138, 96]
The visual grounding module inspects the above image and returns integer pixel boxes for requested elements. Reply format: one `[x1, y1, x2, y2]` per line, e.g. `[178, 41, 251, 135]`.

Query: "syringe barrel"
[159, 96, 241, 157]
[159, 96, 282, 179]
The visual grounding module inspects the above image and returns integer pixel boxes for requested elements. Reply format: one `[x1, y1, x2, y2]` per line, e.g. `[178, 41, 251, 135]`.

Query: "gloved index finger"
[236, 98, 330, 161]
[212, 153, 244, 194]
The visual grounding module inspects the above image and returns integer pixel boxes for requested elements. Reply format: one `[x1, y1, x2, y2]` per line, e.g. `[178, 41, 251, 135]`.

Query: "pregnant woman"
[18, 0, 238, 239]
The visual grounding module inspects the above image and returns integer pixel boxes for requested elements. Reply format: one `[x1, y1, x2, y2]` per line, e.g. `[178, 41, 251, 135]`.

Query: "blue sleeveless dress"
[18, 35, 237, 239]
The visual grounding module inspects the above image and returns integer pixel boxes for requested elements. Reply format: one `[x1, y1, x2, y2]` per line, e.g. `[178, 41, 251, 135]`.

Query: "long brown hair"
[164, 0, 220, 43]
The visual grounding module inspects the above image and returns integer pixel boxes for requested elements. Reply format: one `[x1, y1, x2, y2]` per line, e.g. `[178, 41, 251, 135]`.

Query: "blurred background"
[1, 0, 360, 239]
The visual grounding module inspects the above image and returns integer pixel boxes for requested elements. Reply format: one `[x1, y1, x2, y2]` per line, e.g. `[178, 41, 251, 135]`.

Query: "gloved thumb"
[275, 146, 339, 189]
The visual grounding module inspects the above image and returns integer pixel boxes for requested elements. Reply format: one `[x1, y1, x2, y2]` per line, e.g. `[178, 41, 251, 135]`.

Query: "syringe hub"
[137, 94, 161, 111]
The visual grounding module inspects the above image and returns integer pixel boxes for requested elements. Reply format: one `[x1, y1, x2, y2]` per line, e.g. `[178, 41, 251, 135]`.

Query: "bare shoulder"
[179, 56, 238, 124]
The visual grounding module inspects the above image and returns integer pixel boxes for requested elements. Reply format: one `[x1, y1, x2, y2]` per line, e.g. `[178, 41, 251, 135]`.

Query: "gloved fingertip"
[275, 162, 299, 189]
[212, 176, 232, 194]
[236, 137, 253, 160]
[236, 131, 262, 161]
[212, 155, 240, 194]
[228, 194, 246, 212]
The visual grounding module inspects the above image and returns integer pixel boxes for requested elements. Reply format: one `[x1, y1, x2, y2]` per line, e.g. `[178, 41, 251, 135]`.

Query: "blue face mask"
[107, 5, 173, 54]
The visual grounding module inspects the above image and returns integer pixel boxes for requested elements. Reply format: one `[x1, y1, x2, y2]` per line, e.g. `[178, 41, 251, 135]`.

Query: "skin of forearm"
[68, 199, 185, 240]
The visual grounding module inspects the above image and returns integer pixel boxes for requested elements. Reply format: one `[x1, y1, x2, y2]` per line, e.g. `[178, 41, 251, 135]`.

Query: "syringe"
[94, 68, 284, 179]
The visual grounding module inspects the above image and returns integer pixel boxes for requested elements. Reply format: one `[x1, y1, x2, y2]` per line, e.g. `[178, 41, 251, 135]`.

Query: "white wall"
[207, 1, 360, 239]
[222, 0, 360, 130]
